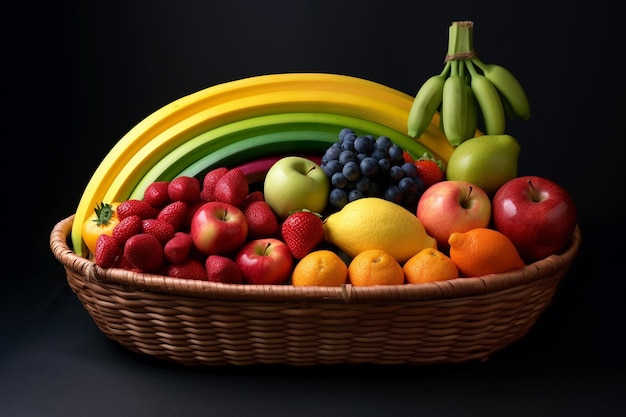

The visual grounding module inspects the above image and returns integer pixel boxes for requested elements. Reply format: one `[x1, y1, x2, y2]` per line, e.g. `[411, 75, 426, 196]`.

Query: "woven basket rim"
[50, 214, 581, 303]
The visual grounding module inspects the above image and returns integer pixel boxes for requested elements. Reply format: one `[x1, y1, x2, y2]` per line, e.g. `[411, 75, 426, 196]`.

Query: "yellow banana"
[471, 57, 531, 120]
[407, 61, 450, 138]
[465, 60, 505, 135]
[441, 61, 469, 146]
[71, 73, 455, 256]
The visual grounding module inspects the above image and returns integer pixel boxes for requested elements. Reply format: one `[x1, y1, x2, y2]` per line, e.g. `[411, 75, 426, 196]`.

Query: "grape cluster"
[321, 128, 425, 211]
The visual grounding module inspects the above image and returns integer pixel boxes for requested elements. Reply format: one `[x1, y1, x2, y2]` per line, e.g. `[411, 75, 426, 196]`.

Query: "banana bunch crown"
[407, 21, 531, 147]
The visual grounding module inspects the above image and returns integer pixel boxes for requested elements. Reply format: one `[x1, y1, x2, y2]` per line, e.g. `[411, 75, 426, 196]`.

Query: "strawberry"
[168, 175, 201, 203]
[117, 199, 158, 220]
[143, 181, 171, 208]
[243, 200, 278, 239]
[281, 210, 324, 259]
[157, 200, 188, 231]
[166, 258, 207, 280]
[205, 255, 244, 283]
[239, 190, 265, 209]
[112, 214, 143, 245]
[200, 167, 229, 201]
[94, 234, 121, 268]
[414, 153, 445, 189]
[402, 150, 415, 164]
[142, 218, 175, 244]
[213, 168, 249, 207]
[164, 232, 193, 264]
[123, 233, 164, 272]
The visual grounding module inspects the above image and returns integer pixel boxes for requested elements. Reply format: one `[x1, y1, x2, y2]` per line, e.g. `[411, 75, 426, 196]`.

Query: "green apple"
[263, 156, 330, 218]
[446, 134, 521, 195]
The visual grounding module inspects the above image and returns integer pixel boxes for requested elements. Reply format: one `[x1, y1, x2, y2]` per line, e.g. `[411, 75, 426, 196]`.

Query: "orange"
[348, 249, 404, 286]
[448, 227, 526, 277]
[403, 247, 459, 284]
[291, 250, 348, 286]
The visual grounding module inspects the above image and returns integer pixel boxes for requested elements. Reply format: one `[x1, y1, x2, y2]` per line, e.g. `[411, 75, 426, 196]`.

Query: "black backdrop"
[2, 1, 624, 416]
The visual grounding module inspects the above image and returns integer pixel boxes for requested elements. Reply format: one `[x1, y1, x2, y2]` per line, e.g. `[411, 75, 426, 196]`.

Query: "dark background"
[2, 1, 624, 416]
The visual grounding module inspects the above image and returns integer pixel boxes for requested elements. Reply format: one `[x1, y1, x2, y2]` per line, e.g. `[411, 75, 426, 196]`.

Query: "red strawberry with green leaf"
[414, 152, 445, 189]
[143, 181, 171, 208]
[94, 234, 121, 268]
[123, 233, 164, 272]
[281, 209, 324, 259]
[167, 258, 207, 280]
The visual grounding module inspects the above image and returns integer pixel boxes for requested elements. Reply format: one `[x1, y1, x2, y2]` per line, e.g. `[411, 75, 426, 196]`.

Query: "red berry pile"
[92, 166, 325, 283]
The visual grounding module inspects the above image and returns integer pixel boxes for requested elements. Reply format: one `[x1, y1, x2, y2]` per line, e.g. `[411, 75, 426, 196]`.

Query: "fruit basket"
[51, 216, 580, 366]
[50, 73, 581, 366]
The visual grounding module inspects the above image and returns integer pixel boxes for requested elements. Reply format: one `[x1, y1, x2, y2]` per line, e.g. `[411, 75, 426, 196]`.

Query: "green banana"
[471, 57, 531, 120]
[407, 61, 450, 139]
[464, 79, 479, 140]
[441, 61, 469, 146]
[465, 60, 505, 135]
[130, 112, 434, 200]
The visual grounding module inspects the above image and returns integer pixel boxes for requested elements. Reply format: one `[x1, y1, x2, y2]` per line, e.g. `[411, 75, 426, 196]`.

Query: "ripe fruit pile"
[86, 117, 577, 288]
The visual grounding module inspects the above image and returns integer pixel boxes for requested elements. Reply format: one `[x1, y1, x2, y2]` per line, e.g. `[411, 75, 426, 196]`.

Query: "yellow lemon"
[323, 197, 436, 263]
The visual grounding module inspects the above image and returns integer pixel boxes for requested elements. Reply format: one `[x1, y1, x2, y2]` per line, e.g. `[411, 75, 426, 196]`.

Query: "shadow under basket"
[50, 215, 581, 367]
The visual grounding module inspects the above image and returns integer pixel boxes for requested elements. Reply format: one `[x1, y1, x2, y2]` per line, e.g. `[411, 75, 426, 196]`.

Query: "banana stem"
[446, 21, 475, 61]
[464, 59, 478, 78]
[439, 60, 452, 77]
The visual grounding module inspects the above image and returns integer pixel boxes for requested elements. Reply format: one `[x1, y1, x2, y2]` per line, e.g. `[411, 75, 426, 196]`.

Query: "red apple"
[190, 201, 248, 255]
[416, 180, 491, 250]
[235, 238, 293, 285]
[492, 175, 577, 263]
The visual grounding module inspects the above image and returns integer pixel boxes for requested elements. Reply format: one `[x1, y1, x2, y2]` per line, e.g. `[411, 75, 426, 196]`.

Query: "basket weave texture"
[51, 215, 581, 366]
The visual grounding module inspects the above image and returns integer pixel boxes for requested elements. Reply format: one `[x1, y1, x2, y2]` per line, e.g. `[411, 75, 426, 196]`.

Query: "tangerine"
[291, 250, 348, 287]
[403, 247, 459, 284]
[348, 249, 404, 286]
[448, 227, 526, 277]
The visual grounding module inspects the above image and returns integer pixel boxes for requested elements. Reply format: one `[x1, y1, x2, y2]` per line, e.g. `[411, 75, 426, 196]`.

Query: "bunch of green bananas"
[407, 21, 531, 146]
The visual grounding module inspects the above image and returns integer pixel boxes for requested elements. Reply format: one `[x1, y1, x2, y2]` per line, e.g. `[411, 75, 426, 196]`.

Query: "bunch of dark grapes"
[320, 128, 425, 212]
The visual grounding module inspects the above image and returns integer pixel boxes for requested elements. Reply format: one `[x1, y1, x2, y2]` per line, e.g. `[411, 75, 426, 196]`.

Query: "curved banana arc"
[104, 90, 418, 204]
[128, 129, 339, 200]
[178, 133, 337, 180]
[71, 74, 454, 255]
[178, 118, 434, 182]
[129, 112, 437, 200]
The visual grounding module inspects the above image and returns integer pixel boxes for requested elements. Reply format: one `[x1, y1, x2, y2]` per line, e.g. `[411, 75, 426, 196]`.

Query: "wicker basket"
[50, 214, 581, 366]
